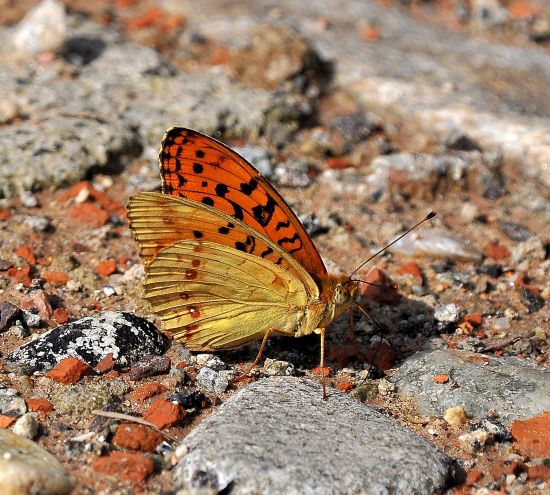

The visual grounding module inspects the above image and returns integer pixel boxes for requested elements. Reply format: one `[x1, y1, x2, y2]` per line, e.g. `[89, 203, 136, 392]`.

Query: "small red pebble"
[96, 259, 117, 277]
[7, 265, 32, 287]
[15, 245, 37, 265]
[69, 203, 109, 227]
[45, 357, 92, 385]
[113, 423, 164, 452]
[448, 342, 458, 350]
[465, 470, 483, 485]
[53, 307, 70, 324]
[26, 398, 54, 413]
[130, 382, 168, 403]
[144, 398, 186, 429]
[91, 451, 154, 482]
[104, 370, 121, 378]
[312, 366, 331, 377]
[42, 271, 69, 286]
[433, 374, 450, 384]
[0, 415, 16, 428]
[463, 313, 483, 326]
[485, 240, 510, 261]
[175, 361, 187, 369]
[96, 353, 116, 374]
[20, 289, 53, 320]
[396, 261, 423, 279]
[0, 207, 11, 220]
[326, 157, 353, 170]
[337, 381, 354, 392]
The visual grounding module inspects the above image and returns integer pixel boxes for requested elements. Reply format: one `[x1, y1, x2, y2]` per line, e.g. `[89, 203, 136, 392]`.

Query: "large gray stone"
[391, 350, 550, 422]
[173, 377, 452, 495]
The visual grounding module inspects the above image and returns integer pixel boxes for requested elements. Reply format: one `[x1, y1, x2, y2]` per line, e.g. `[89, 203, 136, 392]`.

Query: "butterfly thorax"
[294, 274, 359, 337]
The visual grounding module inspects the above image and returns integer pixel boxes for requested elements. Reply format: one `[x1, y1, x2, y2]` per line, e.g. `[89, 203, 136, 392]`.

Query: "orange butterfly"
[128, 128, 369, 396]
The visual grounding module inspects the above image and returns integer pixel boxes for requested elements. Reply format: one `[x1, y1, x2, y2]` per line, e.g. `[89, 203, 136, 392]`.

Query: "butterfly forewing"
[159, 127, 328, 278]
[128, 192, 307, 283]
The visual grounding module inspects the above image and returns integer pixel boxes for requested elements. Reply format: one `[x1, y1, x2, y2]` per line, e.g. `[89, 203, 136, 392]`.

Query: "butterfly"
[127, 128, 364, 397]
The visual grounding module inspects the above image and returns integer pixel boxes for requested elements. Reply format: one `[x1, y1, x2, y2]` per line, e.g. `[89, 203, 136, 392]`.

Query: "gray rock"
[5, 311, 170, 374]
[391, 350, 550, 422]
[262, 358, 295, 376]
[173, 377, 452, 495]
[0, 301, 20, 332]
[0, 388, 27, 416]
[511, 236, 546, 264]
[434, 304, 462, 323]
[196, 367, 229, 394]
[0, 429, 73, 495]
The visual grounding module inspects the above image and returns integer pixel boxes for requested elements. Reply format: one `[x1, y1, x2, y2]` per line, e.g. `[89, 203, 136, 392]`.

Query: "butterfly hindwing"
[159, 127, 328, 278]
[141, 240, 311, 349]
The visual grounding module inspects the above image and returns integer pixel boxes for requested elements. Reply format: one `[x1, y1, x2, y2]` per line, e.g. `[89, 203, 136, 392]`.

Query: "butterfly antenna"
[349, 211, 435, 279]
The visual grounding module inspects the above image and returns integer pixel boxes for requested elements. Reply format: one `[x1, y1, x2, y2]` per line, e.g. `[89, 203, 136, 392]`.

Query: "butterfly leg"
[319, 327, 327, 401]
[235, 328, 274, 382]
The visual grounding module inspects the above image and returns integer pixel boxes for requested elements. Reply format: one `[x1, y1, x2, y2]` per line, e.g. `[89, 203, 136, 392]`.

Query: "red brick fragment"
[433, 374, 450, 384]
[15, 245, 36, 265]
[96, 353, 116, 374]
[69, 203, 109, 227]
[0, 415, 16, 428]
[96, 259, 117, 277]
[91, 451, 154, 482]
[361, 268, 400, 305]
[396, 261, 423, 279]
[465, 470, 483, 485]
[7, 265, 32, 287]
[130, 382, 168, 403]
[326, 157, 353, 170]
[59, 181, 125, 217]
[365, 340, 396, 371]
[143, 398, 185, 429]
[113, 423, 164, 452]
[512, 412, 550, 458]
[26, 398, 54, 413]
[126, 6, 164, 30]
[463, 313, 483, 327]
[485, 240, 510, 261]
[53, 307, 70, 324]
[45, 357, 92, 385]
[0, 207, 11, 220]
[337, 381, 354, 392]
[42, 271, 69, 286]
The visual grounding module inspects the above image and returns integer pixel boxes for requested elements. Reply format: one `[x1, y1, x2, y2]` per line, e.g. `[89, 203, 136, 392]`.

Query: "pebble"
[173, 377, 452, 494]
[20, 311, 42, 329]
[389, 228, 482, 262]
[443, 406, 468, 426]
[511, 236, 546, 264]
[129, 355, 171, 380]
[518, 287, 545, 313]
[167, 390, 208, 410]
[12, 0, 67, 55]
[492, 317, 511, 331]
[498, 221, 535, 242]
[195, 354, 226, 371]
[0, 429, 73, 494]
[391, 350, 550, 421]
[19, 191, 39, 208]
[0, 388, 27, 416]
[13, 413, 39, 440]
[23, 215, 50, 232]
[5, 311, 170, 374]
[0, 301, 20, 332]
[196, 367, 230, 394]
[471, 417, 511, 442]
[434, 304, 462, 323]
[262, 358, 295, 376]
[377, 378, 396, 396]
[273, 159, 314, 188]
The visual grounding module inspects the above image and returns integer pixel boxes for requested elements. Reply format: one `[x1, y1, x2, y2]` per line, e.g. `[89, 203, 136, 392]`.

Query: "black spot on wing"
[193, 230, 203, 239]
[202, 197, 214, 206]
[252, 195, 276, 227]
[275, 219, 290, 231]
[196, 149, 205, 158]
[240, 178, 258, 196]
[218, 226, 230, 235]
[277, 233, 302, 254]
[235, 241, 246, 252]
[193, 163, 203, 174]
[215, 183, 229, 198]
[260, 247, 273, 258]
